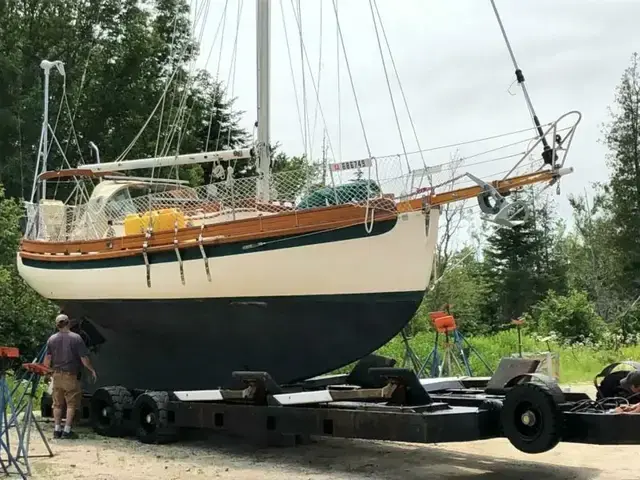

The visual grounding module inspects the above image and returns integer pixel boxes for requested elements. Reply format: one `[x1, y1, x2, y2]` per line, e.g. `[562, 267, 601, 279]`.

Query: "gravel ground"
[9, 384, 640, 480]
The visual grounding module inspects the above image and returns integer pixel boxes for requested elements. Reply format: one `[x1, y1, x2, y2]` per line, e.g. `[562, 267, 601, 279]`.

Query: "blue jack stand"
[402, 311, 493, 378]
[0, 346, 53, 478]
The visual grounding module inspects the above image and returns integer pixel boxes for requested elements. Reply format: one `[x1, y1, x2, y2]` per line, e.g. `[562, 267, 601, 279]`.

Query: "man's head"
[55, 313, 70, 331]
[621, 370, 640, 394]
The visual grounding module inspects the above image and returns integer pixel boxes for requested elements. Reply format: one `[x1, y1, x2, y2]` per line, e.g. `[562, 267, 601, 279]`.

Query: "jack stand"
[0, 347, 53, 479]
[1, 348, 22, 478]
[400, 327, 422, 372]
[403, 311, 494, 378]
[512, 318, 524, 358]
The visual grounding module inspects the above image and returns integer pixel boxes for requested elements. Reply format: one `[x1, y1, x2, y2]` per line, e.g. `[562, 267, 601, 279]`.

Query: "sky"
[191, 0, 640, 225]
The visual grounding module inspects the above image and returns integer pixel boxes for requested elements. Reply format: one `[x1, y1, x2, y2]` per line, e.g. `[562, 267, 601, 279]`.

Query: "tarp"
[296, 179, 382, 210]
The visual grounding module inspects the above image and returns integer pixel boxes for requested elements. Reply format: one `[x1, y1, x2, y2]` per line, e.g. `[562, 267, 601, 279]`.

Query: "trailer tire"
[90, 386, 134, 437]
[132, 391, 178, 444]
[41, 392, 53, 419]
[501, 382, 562, 454]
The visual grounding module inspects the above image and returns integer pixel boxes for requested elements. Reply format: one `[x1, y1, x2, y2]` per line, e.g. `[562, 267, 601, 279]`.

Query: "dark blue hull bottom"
[59, 291, 424, 393]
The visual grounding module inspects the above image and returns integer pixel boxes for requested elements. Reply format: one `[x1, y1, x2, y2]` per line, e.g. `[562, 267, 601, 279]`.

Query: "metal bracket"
[143, 228, 152, 288]
[198, 225, 211, 282]
[174, 222, 185, 285]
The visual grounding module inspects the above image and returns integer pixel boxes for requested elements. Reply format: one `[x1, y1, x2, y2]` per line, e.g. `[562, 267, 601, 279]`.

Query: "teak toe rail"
[20, 198, 400, 262]
[19, 169, 560, 262]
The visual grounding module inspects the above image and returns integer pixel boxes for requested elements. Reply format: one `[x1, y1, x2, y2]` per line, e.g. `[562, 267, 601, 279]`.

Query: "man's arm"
[75, 336, 97, 381]
[42, 340, 51, 368]
[81, 356, 97, 381]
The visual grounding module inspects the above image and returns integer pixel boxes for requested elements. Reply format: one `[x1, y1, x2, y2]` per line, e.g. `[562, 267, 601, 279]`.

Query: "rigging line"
[46, 73, 66, 161]
[204, 0, 231, 152]
[364, 123, 555, 163]
[309, 0, 324, 161]
[116, 1, 209, 164]
[160, 0, 211, 164]
[295, 0, 310, 161]
[213, 0, 236, 153]
[368, 0, 410, 175]
[61, 72, 85, 166]
[131, 2, 209, 171]
[212, 0, 243, 154]
[287, 0, 340, 169]
[60, 18, 101, 169]
[336, 0, 342, 162]
[280, 0, 306, 149]
[226, 0, 244, 149]
[330, 0, 373, 158]
[372, 0, 424, 170]
[49, 74, 71, 198]
[173, 0, 213, 158]
[488, 0, 550, 153]
[154, 2, 181, 166]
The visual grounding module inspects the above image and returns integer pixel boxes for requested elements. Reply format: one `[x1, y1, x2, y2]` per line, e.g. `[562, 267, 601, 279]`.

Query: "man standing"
[43, 314, 97, 439]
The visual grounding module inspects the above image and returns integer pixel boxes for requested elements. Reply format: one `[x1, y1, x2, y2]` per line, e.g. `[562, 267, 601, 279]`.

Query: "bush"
[522, 290, 607, 345]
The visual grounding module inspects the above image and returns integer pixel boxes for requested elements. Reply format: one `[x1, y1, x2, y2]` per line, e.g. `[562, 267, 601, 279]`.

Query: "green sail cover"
[296, 179, 382, 210]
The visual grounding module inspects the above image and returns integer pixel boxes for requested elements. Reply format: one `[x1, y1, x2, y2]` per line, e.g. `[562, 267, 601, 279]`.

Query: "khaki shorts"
[52, 371, 82, 410]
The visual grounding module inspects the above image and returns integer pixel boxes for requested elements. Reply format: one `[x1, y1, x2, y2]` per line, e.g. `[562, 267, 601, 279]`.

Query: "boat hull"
[56, 291, 424, 391]
[17, 208, 440, 392]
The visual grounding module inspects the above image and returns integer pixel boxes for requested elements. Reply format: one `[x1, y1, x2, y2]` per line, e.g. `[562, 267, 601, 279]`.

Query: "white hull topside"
[17, 209, 440, 301]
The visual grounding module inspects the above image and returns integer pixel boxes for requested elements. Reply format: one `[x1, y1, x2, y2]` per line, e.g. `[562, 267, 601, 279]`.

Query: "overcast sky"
[193, 0, 640, 223]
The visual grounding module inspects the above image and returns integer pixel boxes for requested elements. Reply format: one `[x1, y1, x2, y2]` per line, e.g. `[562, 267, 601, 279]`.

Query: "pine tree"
[603, 52, 640, 295]
[481, 189, 567, 330]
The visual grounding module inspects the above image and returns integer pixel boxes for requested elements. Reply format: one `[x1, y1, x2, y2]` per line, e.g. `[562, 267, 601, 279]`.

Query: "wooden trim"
[38, 169, 125, 181]
[397, 170, 558, 212]
[19, 198, 399, 261]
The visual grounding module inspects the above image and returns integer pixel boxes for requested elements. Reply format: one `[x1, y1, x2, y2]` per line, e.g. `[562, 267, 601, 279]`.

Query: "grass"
[3, 371, 47, 412]
[356, 329, 640, 385]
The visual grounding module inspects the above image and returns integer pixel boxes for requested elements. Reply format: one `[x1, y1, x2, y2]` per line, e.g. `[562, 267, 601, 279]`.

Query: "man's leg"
[51, 373, 64, 439]
[62, 375, 81, 438]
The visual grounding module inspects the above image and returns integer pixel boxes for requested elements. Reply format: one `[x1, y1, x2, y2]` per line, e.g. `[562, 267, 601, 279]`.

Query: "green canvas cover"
[296, 179, 382, 210]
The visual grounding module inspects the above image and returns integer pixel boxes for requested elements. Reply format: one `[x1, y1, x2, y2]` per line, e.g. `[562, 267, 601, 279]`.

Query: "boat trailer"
[40, 356, 640, 454]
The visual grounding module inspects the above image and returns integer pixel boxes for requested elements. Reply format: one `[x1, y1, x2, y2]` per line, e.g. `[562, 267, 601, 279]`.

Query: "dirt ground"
[11, 385, 640, 480]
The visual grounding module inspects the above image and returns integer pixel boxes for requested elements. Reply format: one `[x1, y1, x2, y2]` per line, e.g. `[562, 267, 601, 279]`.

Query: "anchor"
[466, 173, 531, 228]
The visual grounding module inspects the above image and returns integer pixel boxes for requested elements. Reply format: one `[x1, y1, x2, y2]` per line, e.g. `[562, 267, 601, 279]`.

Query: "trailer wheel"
[90, 386, 134, 437]
[501, 382, 562, 454]
[132, 391, 178, 444]
[40, 392, 53, 419]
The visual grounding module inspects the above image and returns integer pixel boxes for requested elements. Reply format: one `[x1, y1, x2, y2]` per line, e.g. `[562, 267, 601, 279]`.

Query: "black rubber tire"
[501, 382, 563, 454]
[90, 386, 134, 437]
[40, 392, 53, 419]
[132, 391, 178, 444]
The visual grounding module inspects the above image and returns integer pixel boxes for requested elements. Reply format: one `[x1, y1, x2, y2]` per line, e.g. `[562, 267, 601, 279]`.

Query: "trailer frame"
[39, 355, 640, 454]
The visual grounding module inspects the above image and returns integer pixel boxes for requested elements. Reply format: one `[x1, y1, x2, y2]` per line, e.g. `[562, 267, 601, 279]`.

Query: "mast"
[256, 0, 271, 202]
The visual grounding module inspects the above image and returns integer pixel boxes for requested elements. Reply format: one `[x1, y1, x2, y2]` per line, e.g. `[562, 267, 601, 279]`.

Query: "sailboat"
[16, 0, 579, 393]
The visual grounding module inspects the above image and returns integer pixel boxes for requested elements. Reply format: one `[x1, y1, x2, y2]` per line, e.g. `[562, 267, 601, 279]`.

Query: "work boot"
[61, 431, 78, 439]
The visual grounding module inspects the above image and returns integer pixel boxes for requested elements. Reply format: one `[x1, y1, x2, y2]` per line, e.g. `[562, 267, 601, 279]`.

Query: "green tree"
[602, 52, 640, 295]
[0, 0, 250, 199]
[522, 290, 606, 345]
[481, 189, 567, 330]
[420, 247, 490, 334]
[0, 185, 57, 359]
[564, 190, 623, 322]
